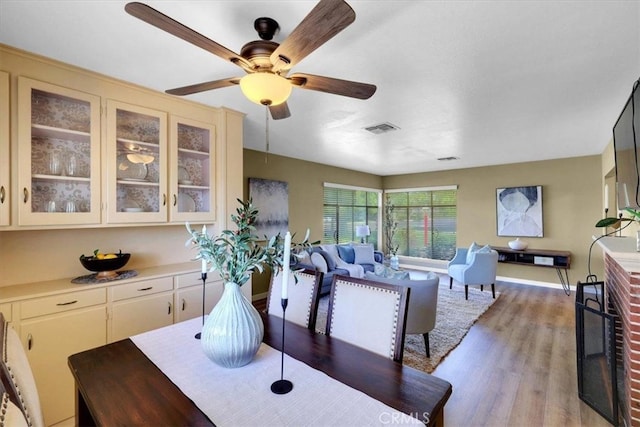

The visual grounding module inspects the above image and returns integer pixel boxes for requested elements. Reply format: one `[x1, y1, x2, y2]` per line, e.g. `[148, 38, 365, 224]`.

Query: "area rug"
[315, 274, 500, 373]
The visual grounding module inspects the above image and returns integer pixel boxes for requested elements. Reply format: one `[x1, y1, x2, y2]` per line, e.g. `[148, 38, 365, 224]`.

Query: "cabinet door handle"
[173, 194, 177, 206]
[181, 298, 186, 311]
[56, 300, 78, 306]
[138, 287, 152, 292]
[162, 194, 167, 206]
[168, 302, 172, 315]
[23, 188, 29, 204]
[0, 186, 5, 204]
[27, 333, 33, 351]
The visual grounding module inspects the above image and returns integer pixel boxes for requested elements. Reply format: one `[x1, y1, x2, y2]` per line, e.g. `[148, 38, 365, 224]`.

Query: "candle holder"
[271, 298, 293, 394]
[195, 272, 207, 340]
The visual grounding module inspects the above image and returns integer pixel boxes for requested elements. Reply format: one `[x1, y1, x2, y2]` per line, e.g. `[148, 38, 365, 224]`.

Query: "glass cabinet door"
[169, 116, 215, 223]
[106, 100, 167, 223]
[17, 77, 101, 226]
[0, 71, 9, 226]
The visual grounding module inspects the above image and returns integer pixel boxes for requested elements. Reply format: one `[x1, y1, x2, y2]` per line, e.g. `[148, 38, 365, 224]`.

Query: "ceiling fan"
[125, 0, 377, 120]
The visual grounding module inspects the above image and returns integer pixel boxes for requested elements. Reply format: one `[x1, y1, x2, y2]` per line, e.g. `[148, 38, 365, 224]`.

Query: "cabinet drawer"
[174, 271, 221, 288]
[20, 288, 107, 319]
[112, 277, 173, 301]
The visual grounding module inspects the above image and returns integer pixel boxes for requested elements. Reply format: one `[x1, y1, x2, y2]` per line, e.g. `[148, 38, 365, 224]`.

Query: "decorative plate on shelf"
[122, 199, 143, 213]
[178, 193, 196, 212]
[117, 154, 148, 181]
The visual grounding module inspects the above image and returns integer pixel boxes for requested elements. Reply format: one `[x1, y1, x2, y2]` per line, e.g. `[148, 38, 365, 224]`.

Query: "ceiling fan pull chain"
[265, 106, 270, 164]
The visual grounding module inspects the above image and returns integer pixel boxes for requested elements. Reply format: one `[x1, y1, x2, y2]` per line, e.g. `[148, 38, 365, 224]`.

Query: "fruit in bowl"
[79, 249, 130, 278]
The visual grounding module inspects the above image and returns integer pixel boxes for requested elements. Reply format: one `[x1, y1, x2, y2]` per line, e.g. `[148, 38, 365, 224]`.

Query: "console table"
[492, 246, 571, 294]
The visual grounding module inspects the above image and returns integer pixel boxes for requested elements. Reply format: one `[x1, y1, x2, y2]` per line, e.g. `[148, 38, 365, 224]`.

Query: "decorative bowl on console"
[508, 238, 528, 251]
[79, 251, 130, 278]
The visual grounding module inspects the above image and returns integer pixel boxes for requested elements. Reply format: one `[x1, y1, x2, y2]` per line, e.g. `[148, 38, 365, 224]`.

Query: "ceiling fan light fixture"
[240, 73, 292, 106]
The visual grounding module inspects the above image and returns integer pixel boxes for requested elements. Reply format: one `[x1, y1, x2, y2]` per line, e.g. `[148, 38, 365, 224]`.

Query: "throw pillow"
[466, 242, 482, 264]
[310, 252, 328, 273]
[353, 244, 376, 265]
[477, 244, 492, 253]
[316, 250, 337, 271]
[337, 244, 355, 264]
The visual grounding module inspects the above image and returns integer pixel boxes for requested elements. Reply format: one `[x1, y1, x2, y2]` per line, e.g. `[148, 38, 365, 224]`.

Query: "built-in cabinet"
[0, 71, 10, 226]
[106, 100, 168, 223]
[109, 276, 174, 340]
[1, 44, 243, 231]
[17, 77, 102, 226]
[17, 288, 108, 426]
[1, 265, 245, 426]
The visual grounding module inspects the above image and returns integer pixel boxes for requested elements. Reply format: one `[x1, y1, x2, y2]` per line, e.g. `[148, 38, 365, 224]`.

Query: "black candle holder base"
[270, 379, 293, 394]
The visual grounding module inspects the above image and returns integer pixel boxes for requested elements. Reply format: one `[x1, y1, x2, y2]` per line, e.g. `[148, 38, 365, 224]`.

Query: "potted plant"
[185, 198, 313, 368]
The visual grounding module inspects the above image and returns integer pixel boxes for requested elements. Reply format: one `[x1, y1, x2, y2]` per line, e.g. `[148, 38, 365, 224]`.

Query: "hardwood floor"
[432, 282, 610, 427]
[254, 282, 610, 426]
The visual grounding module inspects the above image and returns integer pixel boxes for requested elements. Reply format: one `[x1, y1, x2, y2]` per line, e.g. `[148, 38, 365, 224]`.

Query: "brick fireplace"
[603, 251, 640, 426]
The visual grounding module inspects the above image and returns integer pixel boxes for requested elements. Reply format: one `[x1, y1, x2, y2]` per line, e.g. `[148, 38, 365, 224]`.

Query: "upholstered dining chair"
[0, 312, 45, 427]
[266, 268, 324, 331]
[364, 271, 439, 357]
[325, 275, 410, 363]
[448, 244, 499, 300]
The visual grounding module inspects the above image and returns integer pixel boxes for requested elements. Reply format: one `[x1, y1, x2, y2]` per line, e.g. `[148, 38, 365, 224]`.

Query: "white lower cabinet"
[5, 268, 254, 426]
[18, 289, 107, 427]
[110, 277, 174, 342]
[174, 272, 222, 322]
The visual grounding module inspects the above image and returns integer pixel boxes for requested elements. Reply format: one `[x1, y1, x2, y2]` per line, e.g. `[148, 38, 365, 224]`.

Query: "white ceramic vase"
[201, 282, 264, 368]
[390, 255, 399, 270]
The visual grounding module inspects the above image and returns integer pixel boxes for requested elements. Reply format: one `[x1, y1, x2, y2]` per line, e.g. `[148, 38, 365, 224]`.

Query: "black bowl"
[79, 253, 130, 278]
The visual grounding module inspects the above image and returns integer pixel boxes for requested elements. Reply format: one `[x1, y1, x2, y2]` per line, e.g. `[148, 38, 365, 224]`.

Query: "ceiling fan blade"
[270, 0, 355, 73]
[269, 102, 291, 120]
[166, 78, 240, 96]
[125, 2, 252, 71]
[289, 73, 376, 99]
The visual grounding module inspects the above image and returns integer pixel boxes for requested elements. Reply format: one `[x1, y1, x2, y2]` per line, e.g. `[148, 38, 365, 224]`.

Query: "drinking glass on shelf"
[45, 200, 57, 213]
[64, 200, 77, 213]
[65, 153, 78, 176]
[48, 152, 61, 175]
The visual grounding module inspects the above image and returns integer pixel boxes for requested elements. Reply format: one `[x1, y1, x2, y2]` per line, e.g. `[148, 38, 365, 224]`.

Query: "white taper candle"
[281, 232, 291, 299]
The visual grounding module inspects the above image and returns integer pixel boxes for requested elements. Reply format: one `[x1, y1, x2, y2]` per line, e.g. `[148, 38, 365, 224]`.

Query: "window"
[386, 187, 457, 260]
[323, 184, 381, 249]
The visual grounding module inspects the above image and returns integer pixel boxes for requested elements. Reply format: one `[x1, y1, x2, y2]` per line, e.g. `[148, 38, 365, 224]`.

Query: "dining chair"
[325, 275, 410, 363]
[266, 268, 324, 331]
[364, 271, 439, 358]
[0, 312, 45, 427]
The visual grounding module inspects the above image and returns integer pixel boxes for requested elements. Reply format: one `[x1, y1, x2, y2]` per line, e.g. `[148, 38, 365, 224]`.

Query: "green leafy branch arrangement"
[384, 195, 399, 256]
[186, 199, 316, 286]
[595, 207, 640, 229]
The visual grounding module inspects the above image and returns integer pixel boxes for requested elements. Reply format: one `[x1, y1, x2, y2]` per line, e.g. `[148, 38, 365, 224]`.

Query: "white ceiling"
[1, 1, 639, 176]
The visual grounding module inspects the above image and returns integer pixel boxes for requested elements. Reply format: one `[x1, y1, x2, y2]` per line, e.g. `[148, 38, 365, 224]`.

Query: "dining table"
[68, 312, 452, 426]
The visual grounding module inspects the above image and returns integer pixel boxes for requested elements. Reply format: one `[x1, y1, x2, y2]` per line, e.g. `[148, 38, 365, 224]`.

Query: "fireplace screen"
[575, 281, 620, 426]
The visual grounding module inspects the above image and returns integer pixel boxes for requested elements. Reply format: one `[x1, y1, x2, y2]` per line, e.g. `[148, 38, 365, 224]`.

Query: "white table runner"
[131, 317, 423, 426]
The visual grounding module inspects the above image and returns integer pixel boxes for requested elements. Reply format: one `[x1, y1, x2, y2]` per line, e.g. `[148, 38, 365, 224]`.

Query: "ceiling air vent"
[364, 122, 400, 134]
[437, 156, 459, 161]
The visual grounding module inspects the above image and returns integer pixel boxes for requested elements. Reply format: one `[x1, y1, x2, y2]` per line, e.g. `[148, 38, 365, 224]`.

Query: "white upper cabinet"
[0, 71, 10, 226]
[17, 77, 101, 226]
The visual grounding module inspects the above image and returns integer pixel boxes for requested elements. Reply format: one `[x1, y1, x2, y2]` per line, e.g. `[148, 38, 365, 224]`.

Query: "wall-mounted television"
[614, 79, 640, 210]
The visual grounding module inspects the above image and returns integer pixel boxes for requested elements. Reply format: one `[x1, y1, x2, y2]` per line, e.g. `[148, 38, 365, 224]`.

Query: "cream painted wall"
[383, 155, 604, 284]
[245, 149, 605, 291]
[0, 226, 196, 286]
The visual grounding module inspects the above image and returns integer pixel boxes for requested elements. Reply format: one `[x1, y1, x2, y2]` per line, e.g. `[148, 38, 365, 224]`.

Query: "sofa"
[295, 243, 383, 295]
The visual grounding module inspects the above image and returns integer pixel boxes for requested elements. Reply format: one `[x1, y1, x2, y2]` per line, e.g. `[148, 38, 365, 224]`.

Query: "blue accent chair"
[447, 247, 498, 300]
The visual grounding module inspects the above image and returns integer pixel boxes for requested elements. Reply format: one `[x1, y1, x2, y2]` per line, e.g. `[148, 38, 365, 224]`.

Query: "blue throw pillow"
[337, 244, 355, 264]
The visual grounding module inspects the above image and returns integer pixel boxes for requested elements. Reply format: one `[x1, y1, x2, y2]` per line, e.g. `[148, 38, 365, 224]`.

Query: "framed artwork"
[496, 185, 543, 237]
[248, 178, 289, 238]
